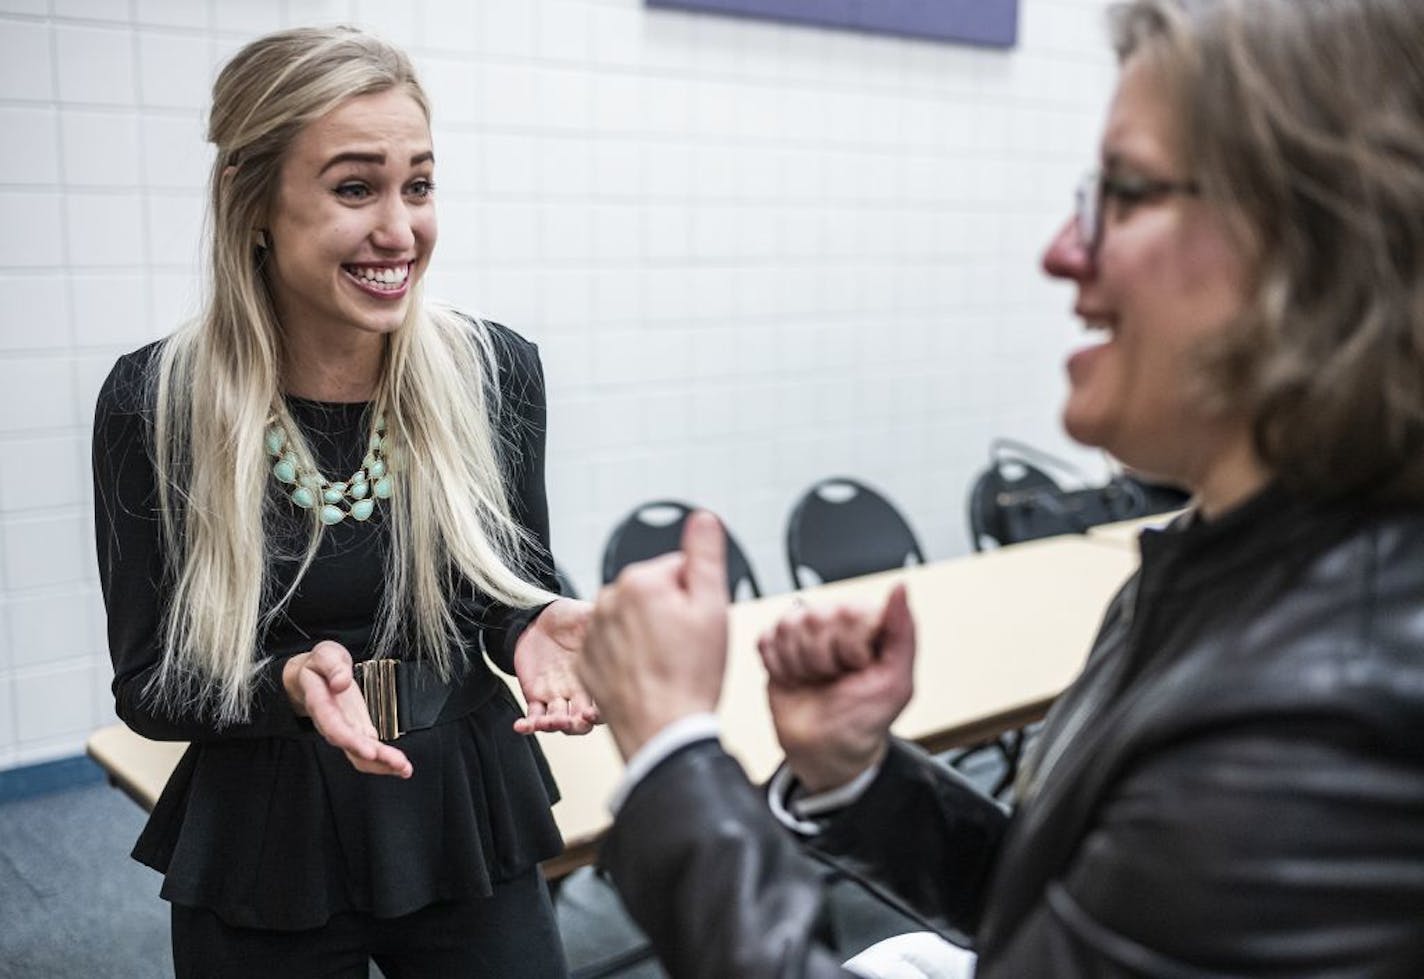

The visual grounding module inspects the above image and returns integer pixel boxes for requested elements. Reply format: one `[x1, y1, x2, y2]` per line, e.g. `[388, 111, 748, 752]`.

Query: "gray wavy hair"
[1111, 0, 1424, 502]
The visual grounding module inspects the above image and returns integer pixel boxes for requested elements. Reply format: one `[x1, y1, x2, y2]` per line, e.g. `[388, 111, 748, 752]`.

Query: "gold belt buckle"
[354, 658, 402, 741]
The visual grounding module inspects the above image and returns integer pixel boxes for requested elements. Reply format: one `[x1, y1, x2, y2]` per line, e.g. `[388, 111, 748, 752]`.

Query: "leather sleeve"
[982, 719, 1424, 977]
[601, 740, 859, 979]
[815, 739, 1009, 939]
[602, 739, 1009, 978]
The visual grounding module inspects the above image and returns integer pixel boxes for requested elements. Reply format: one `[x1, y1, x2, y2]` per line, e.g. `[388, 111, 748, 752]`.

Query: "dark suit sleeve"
[92, 352, 306, 741]
[601, 739, 1009, 978]
[473, 322, 559, 675]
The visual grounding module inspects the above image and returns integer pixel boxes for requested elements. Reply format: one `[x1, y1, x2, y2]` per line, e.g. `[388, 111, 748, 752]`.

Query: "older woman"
[93, 27, 596, 977]
[578, 0, 1424, 975]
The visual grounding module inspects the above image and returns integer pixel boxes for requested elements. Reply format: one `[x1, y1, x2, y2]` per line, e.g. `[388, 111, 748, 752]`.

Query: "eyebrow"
[318, 150, 435, 175]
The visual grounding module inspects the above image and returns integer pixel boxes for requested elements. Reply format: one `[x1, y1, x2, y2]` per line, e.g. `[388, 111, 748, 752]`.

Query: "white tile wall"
[3, 513, 88, 590]
[0, 435, 84, 512]
[8, 591, 93, 668]
[54, 24, 136, 106]
[0, 18, 53, 101]
[0, 192, 65, 268]
[0, 107, 59, 184]
[65, 192, 146, 267]
[61, 110, 142, 187]
[0, 275, 70, 351]
[14, 660, 93, 743]
[0, 0, 1117, 767]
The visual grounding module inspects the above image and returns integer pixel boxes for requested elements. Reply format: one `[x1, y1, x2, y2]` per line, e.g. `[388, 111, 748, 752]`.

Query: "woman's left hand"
[512, 598, 602, 735]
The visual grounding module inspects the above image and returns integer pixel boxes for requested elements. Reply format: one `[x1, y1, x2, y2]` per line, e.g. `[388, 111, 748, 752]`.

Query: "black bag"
[993, 477, 1147, 544]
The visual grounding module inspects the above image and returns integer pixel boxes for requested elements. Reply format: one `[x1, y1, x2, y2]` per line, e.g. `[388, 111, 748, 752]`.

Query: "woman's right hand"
[283, 640, 413, 778]
[758, 585, 916, 793]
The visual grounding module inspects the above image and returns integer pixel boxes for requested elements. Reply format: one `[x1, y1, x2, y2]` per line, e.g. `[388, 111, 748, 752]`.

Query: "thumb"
[876, 584, 916, 666]
[680, 510, 728, 604]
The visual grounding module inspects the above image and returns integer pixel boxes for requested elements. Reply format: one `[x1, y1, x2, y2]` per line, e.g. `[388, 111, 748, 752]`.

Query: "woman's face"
[265, 88, 436, 345]
[1043, 57, 1255, 496]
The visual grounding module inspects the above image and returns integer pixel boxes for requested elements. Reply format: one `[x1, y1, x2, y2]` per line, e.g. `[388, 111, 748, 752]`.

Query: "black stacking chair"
[601, 500, 762, 601]
[784, 477, 926, 589]
[966, 438, 1149, 551]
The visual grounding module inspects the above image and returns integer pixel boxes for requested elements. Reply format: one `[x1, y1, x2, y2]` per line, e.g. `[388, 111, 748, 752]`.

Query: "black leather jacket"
[602, 488, 1424, 977]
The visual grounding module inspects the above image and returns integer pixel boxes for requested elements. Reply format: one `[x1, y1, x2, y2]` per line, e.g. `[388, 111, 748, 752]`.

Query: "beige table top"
[87, 533, 1138, 874]
[535, 533, 1138, 855]
[1084, 510, 1186, 548]
[86, 723, 188, 812]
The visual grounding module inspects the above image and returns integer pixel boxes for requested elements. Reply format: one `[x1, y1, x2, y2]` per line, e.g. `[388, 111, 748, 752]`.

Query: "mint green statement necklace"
[265, 412, 392, 525]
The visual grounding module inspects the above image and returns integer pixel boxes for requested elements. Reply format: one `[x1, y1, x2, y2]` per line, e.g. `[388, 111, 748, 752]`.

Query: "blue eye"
[335, 182, 370, 200]
[407, 178, 435, 199]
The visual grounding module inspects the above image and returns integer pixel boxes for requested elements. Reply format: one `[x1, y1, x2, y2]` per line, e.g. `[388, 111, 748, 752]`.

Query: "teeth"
[347, 264, 409, 287]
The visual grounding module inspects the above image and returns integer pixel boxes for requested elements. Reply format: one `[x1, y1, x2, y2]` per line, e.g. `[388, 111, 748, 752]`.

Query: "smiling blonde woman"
[93, 27, 595, 977]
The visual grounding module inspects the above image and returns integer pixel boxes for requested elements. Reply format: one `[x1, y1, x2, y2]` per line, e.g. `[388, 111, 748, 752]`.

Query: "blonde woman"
[93, 27, 595, 976]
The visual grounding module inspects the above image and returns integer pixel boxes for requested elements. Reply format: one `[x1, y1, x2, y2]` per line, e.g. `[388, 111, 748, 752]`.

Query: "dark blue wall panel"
[646, 0, 1019, 48]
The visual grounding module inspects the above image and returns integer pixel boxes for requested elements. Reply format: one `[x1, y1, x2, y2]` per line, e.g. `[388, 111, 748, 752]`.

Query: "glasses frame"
[1075, 169, 1202, 258]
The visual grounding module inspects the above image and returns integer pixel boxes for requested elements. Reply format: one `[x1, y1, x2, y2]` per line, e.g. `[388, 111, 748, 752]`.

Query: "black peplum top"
[91, 320, 564, 930]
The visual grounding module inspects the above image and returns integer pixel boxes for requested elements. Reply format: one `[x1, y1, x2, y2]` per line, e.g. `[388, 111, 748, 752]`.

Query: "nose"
[1042, 215, 1093, 281]
[371, 196, 416, 253]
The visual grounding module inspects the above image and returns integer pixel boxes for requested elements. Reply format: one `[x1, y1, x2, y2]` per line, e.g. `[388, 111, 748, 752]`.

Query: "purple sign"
[646, 0, 1019, 48]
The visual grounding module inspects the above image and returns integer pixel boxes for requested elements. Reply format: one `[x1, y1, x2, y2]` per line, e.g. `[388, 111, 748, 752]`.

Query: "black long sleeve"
[91, 322, 556, 740]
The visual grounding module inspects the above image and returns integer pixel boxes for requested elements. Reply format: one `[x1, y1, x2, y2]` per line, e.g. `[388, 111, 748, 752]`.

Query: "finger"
[679, 510, 728, 604]
[829, 631, 873, 673]
[544, 697, 573, 732]
[877, 584, 917, 668]
[308, 642, 355, 691]
[514, 701, 548, 735]
[830, 606, 876, 671]
[758, 629, 790, 681]
[374, 743, 413, 778]
[614, 551, 685, 593]
[569, 691, 597, 723]
[802, 611, 843, 680]
[348, 744, 413, 778]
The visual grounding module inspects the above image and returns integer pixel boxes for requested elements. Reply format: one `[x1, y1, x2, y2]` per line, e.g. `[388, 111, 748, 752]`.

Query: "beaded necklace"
[264, 409, 392, 525]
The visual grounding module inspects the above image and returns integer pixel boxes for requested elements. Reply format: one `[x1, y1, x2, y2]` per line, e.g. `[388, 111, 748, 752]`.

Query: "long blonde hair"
[151, 27, 551, 725]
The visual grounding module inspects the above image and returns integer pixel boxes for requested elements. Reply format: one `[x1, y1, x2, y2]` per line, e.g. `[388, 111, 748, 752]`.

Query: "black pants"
[171, 866, 569, 978]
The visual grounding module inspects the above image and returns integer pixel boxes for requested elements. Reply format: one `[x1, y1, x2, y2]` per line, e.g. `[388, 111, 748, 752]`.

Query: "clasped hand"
[577, 509, 918, 794]
[758, 584, 916, 794]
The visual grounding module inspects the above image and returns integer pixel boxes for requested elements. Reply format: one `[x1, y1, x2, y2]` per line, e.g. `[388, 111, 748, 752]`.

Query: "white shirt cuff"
[767, 758, 883, 836]
[607, 712, 721, 816]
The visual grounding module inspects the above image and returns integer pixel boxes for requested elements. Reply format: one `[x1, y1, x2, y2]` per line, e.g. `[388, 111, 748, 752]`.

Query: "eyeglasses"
[1075, 169, 1202, 258]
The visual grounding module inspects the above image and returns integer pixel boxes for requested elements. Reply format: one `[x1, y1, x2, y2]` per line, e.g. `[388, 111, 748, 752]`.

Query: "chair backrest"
[967, 438, 1146, 550]
[600, 500, 762, 600]
[785, 477, 926, 589]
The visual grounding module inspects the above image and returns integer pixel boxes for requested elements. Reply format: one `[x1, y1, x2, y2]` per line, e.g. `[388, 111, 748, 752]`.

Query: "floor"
[0, 747, 1004, 978]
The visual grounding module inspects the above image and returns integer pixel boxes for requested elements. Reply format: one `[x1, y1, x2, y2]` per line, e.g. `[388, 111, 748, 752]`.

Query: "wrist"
[607, 700, 715, 762]
[786, 737, 888, 795]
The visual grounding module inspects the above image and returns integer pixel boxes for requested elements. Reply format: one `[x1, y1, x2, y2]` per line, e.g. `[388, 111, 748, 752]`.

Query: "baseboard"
[0, 755, 106, 804]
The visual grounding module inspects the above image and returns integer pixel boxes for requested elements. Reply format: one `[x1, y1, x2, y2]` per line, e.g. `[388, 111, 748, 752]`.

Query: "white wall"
[0, 0, 1117, 769]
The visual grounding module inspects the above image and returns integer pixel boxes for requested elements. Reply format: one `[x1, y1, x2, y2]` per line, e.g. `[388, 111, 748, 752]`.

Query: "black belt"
[353, 658, 499, 741]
